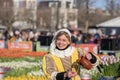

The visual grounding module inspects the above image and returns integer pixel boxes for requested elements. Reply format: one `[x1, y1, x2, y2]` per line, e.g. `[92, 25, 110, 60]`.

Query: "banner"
[7, 41, 32, 51]
[0, 40, 5, 49]
[36, 41, 41, 52]
[76, 44, 98, 54]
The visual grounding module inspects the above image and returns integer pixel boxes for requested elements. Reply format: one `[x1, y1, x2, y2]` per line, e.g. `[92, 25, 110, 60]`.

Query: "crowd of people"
[0, 28, 103, 52]
[0, 29, 41, 42]
[0, 28, 118, 56]
[0, 28, 102, 44]
[71, 29, 101, 45]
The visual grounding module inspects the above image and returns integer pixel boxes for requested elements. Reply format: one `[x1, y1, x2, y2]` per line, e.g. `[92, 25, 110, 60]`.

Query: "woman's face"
[55, 34, 70, 50]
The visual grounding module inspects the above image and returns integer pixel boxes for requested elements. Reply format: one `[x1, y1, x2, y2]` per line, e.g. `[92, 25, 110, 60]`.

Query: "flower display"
[0, 49, 47, 58]
[1, 51, 120, 80]
[97, 55, 120, 77]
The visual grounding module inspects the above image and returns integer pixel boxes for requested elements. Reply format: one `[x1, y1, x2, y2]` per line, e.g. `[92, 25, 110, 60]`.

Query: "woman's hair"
[55, 31, 71, 42]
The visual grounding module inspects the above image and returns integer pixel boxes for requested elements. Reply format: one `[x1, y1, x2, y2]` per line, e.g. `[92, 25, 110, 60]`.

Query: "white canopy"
[96, 17, 120, 27]
[0, 25, 7, 29]
[12, 21, 31, 29]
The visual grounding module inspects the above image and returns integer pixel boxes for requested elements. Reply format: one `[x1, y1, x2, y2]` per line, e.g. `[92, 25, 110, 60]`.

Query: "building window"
[19, 1, 26, 8]
[13, 1, 19, 8]
[27, 1, 35, 9]
[3, 2, 9, 8]
[66, 2, 70, 8]
[68, 13, 76, 21]
[73, 0, 77, 8]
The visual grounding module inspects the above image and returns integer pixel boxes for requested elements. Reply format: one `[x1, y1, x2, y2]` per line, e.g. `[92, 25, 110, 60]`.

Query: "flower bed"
[0, 49, 47, 58]
[80, 54, 120, 80]
[0, 56, 46, 80]
[1, 50, 120, 80]
[4, 75, 47, 80]
[0, 49, 48, 80]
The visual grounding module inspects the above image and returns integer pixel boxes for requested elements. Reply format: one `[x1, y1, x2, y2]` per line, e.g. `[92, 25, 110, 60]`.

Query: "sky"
[37, 0, 106, 9]
[93, 0, 120, 9]
[37, 0, 120, 10]
[92, 0, 106, 9]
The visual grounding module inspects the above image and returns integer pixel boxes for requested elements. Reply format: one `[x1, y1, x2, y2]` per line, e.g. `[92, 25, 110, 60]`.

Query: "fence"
[0, 40, 98, 54]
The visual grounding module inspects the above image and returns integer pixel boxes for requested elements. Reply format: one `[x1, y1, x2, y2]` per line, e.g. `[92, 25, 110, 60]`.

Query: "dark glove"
[89, 52, 97, 64]
[56, 71, 70, 80]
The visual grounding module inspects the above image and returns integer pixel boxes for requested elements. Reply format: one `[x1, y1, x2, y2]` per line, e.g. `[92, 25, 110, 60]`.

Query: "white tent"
[96, 17, 120, 27]
[0, 25, 7, 29]
[96, 17, 120, 35]
[12, 21, 31, 29]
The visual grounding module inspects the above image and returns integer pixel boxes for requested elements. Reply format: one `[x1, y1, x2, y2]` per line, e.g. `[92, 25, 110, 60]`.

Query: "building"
[37, 0, 78, 31]
[0, 0, 14, 28]
[12, 0, 37, 29]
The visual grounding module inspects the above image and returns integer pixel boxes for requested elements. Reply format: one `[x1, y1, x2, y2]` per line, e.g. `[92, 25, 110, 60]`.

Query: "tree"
[0, 0, 14, 29]
[37, 6, 51, 30]
[105, 0, 120, 18]
[77, 0, 96, 32]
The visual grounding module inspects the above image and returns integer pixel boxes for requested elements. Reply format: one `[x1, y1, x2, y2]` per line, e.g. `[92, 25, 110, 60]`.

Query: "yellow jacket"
[42, 48, 80, 80]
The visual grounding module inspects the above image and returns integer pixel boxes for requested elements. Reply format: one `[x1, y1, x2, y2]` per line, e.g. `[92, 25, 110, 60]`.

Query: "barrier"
[0, 40, 5, 49]
[7, 41, 32, 51]
[100, 38, 120, 52]
[76, 44, 98, 54]
[38, 36, 53, 46]
[36, 41, 41, 52]
[0, 40, 98, 53]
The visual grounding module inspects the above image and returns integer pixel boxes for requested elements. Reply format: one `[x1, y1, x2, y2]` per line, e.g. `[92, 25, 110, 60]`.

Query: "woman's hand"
[67, 71, 77, 78]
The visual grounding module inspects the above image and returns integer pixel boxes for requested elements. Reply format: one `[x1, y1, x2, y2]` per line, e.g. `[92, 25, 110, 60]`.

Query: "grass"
[5, 66, 42, 77]
[116, 52, 120, 57]
[0, 56, 43, 62]
[101, 52, 120, 57]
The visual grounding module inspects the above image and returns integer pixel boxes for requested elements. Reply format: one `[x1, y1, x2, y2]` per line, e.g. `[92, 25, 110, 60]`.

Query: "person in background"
[42, 28, 99, 80]
[94, 33, 101, 44]
[9, 30, 16, 42]
[86, 33, 95, 44]
[21, 30, 29, 41]
[0, 30, 5, 40]
[14, 30, 22, 42]
[71, 30, 79, 44]
[28, 31, 34, 41]
[76, 30, 83, 44]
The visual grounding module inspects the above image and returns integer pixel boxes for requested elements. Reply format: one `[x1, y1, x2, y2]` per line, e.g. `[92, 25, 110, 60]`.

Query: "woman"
[42, 29, 99, 80]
